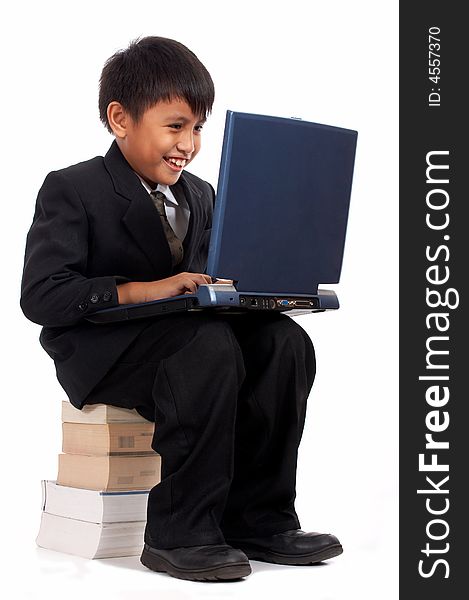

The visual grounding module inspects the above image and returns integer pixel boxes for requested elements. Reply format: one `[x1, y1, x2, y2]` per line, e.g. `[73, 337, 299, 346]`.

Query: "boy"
[20, 36, 342, 581]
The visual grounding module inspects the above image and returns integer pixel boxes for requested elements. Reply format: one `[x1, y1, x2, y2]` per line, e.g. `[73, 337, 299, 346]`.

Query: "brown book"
[57, 453, 161, 491]
[62, 400, 149, 424]
[62, 422, 155, 455]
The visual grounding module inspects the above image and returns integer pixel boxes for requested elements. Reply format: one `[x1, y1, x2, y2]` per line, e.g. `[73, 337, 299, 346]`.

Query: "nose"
[176, 129, 195, 155]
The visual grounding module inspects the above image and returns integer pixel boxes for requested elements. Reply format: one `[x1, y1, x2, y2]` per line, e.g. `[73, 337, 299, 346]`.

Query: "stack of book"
[36, 401, 161, 559]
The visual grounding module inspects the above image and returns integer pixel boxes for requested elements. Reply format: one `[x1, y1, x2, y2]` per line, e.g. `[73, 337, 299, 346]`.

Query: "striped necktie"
[150, 190, 184, 267]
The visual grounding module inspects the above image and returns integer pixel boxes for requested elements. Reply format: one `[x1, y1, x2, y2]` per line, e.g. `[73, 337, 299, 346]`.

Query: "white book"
[36, 512, 145, 558]
[62, 400, 149, 424]
[41, 480, 149, 523]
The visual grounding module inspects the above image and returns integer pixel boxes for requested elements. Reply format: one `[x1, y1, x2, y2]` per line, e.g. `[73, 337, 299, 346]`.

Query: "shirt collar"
[134, 172, 179, 206]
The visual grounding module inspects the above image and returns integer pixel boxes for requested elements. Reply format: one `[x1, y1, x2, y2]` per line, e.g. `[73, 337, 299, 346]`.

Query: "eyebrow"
[165, 113, 207, 123]
[164, 114, 207, 123]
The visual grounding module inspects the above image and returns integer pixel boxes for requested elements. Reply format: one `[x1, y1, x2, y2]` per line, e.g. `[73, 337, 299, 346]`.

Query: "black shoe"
[140, 543, 252, 581]
[226, 529, 343, 565]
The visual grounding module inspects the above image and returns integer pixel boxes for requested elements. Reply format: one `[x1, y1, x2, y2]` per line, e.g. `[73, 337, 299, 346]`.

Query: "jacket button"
[103, 291, 112, 302]
[78, 302, 88, 311]
[90, 294, 100, 304]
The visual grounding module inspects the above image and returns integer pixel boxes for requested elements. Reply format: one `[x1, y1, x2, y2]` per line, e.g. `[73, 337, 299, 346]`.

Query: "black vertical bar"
[400, 2, 466, 597]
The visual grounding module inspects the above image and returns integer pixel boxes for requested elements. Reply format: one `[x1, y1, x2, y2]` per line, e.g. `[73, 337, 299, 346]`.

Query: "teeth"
[167, 158, 187, 167]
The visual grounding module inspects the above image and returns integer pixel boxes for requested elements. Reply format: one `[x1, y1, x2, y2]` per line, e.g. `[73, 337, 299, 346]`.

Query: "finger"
[191, 274, 212, 285]
[184, 279, 198, 294]
[199, 274, 213, 284]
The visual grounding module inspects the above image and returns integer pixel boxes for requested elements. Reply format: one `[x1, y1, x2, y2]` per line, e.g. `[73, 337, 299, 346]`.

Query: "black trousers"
[83, 311, 315, 549]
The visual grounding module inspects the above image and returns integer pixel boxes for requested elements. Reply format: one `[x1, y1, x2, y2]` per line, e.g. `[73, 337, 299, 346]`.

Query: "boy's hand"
[117, 273, 214, 304]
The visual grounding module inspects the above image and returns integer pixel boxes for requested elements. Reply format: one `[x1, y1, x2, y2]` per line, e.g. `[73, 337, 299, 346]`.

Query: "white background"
[1, 1, 398, 598]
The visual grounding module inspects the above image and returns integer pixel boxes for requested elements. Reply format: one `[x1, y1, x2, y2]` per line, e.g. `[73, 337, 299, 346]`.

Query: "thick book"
[41, 480, 149, 523]
[36, 512, 145, 558]
[57, 453, 161, 491]
[62, 400, 149, 424]
[62, 422, 155, 455]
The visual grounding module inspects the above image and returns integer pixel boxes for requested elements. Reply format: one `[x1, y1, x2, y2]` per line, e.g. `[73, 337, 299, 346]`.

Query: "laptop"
[87, 111, 357, 324]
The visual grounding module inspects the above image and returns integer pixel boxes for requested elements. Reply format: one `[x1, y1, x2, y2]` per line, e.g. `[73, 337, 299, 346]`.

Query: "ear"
[107, 102, 129, 138]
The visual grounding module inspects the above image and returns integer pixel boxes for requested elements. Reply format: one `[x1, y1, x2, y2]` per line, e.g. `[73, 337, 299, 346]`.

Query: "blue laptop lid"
[207, 111, 357, 294]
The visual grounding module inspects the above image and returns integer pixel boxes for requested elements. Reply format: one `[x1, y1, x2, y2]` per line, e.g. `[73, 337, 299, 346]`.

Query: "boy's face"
[112, 98, 205, 187]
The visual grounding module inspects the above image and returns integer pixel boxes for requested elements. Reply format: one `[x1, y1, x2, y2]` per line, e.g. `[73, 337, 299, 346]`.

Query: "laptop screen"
[207, 111, 357, 294]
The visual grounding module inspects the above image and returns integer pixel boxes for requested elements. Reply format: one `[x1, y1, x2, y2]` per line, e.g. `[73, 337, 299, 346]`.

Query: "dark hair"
[99, 36, 215, 133]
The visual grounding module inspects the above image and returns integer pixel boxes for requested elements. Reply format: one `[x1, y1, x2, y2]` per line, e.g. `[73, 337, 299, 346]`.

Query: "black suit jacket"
[20, 141, 214, 409]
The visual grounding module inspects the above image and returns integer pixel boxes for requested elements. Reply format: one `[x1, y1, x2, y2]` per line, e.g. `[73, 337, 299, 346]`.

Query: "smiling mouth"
[163, 156, 188, 171]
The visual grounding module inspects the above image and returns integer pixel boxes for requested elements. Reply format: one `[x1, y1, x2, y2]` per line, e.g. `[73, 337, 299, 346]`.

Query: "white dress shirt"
[135, 173, 190, 241]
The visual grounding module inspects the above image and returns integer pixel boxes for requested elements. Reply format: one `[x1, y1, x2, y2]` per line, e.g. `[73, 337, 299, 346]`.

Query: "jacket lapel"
[103, 140, 205, 278]
[103, 141, 172, 279]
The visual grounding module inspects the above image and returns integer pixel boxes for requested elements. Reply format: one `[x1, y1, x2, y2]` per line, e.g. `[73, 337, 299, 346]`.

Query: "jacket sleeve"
[20, 170, 125, 327]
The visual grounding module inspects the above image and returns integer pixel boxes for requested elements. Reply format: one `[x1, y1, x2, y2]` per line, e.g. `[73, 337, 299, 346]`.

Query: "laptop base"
[86, 285, 338, 324]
